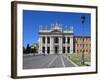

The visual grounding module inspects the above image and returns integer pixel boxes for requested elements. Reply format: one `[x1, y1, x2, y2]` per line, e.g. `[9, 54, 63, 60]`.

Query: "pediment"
[51, 29, 62, 33]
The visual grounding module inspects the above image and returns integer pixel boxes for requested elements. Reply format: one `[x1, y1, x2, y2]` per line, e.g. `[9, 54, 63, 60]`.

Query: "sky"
[23, 10, 91, 47]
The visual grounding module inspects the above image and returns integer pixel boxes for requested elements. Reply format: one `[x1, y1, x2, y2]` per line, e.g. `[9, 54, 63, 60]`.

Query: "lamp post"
[81, 16, 85, 65]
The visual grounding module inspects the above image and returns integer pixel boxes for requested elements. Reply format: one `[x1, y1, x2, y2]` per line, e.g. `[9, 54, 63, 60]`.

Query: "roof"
[74, 36, 91, 38]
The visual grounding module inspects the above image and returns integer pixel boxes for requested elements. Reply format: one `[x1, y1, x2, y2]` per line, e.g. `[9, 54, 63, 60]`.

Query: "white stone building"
[39, 22, 74, 54]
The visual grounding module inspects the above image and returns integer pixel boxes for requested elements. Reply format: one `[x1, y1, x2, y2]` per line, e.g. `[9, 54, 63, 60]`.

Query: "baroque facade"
[38, 22, 74, 54]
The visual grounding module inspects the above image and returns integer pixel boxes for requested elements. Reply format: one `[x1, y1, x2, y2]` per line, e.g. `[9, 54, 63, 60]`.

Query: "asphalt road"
[23, 54, 76, 69]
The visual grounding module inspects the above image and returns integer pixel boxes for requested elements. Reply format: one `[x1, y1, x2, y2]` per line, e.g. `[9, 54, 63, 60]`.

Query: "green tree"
[30, 47, 37, 55]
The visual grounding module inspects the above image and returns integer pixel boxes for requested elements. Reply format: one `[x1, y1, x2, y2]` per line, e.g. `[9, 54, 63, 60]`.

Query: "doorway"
[55, 46, 58, 54]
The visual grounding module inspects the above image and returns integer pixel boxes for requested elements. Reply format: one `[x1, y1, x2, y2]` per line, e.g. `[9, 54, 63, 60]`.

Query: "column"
[59, 37, 62, 54]
[50, 36, 53, 54]
[39, 36, 42, 54]
[45, 36, 47, 54]
[70, 36, 73, 53]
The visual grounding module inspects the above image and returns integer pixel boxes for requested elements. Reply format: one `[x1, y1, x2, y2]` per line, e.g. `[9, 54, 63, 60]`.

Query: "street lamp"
[81, 16, 85, 65]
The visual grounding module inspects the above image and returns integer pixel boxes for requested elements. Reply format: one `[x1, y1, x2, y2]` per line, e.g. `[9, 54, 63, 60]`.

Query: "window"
[54, 37, 59, 43]
[67, 37, 70, 44]
[42, 37, 45, 43]
[47, 37, 50, 43]
[63, 37, 66, 43]
[79, 38, 81, 41]
[80, 44, 84, 48]
[80, 44, 84, 47]
[63, 47, 65, 53]
[67, 47, 70, 53]
[55, 46, 58, 53]
[77, 50, 79, 53]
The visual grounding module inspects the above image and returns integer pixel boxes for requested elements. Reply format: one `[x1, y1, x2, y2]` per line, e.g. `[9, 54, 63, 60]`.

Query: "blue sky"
[23, 10, 91, 47]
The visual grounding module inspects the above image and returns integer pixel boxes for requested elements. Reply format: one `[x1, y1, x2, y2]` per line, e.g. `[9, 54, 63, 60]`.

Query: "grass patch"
[67, 53, 91, 66]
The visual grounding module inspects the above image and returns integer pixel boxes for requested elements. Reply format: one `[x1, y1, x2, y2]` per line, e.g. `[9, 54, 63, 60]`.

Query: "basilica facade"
[38, 22, 74, 54]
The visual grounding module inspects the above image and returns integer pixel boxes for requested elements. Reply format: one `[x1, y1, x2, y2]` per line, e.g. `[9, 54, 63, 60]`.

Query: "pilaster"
[59, 37, 62, 54]
[50, 36, 54, 54]
[70, 36, 73, 53]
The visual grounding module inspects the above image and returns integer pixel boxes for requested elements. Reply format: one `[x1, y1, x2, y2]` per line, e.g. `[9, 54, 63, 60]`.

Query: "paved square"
[23, 54, 76, 69]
